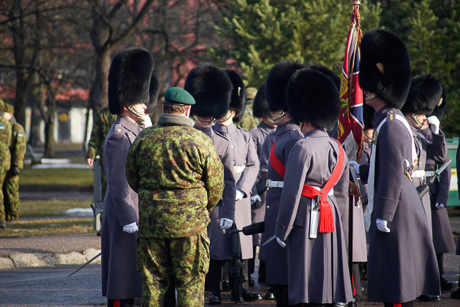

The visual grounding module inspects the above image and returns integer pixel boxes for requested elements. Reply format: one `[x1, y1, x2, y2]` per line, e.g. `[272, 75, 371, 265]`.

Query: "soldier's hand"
[123, 222, 138, 233]
[142, 115, 153, 128]
[376, 218, 390, 233]
[435, 202, 446, 210]
[428, 116, 440, 134]
[10, 166, 20, 175]
[235, 190, 245, 201]
[250, 195, 261, 205]
[349, 161, 360, 175]
[86, 158, 94, 168]
[219, 218, 233, 230]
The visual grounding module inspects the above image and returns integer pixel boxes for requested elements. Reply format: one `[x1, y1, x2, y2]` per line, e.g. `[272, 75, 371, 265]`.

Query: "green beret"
[164, 87, 195, 105]
[5, 103, 14, 113]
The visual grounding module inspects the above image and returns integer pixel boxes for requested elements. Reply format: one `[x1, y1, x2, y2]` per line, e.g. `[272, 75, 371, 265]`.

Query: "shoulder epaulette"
[387, 111, 395, 121]
[214, 129, 228, 140]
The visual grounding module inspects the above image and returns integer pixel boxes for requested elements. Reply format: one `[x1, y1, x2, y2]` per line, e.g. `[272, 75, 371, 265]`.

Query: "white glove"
[376, 218, 390, 233]
[219, 218, 233, 230]
[428, 116, 440, 134]
[142, 115, 153, 128]
[349, 161, 360, 175]
[435, 202, 446, 209]
[250, 195, 261, 205]
[235, 190, 245, 201]
[276, 237, 286, 248]
[123, 222, 138, 233]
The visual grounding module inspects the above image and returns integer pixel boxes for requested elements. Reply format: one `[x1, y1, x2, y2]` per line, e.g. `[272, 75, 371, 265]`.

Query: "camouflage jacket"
[0, 116, 12, 173]
[126, 114, 224, 239]
[237, 106, 259, 131]
[86, 106, 117, 165]
[9, 119, 26, 170]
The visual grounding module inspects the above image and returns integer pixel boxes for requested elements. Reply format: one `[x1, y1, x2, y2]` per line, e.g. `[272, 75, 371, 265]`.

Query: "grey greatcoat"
[101, 115, 142, 300]
[196, 126, 237, 260]
[250, 122, 276, 246]
[214, 123, 259, 259]
[420, 127, 455, 255]
[275, 129, 353, 305]
[365, 106, 440, 303]
[261, 120, 303, 285]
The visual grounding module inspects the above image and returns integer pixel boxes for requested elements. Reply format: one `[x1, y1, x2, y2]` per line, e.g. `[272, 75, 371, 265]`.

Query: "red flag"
[337, 5, 364, 162]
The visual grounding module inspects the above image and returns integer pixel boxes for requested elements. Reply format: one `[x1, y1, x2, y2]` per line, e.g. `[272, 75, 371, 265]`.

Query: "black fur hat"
[310, 64, 341, 90]
[108, 48, 155, 115]
[224, 69, 246, 123]
[185, 63, 233, 119]
[363, 101, 375, 129]
[266, 61, 305, 112]
[431, 85, 446, 120]
[286, 68, 340, 130]
[252, 83, 269, 119]
[402, 74, 443, 116]
[359, 29, 411, 109]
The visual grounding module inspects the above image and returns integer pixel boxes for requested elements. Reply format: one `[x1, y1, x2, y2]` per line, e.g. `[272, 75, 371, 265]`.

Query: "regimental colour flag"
[337, 4, 364, 162]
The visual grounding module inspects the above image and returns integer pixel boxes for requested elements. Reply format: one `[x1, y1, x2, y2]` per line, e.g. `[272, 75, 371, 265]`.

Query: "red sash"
[270, 138, 345, 233]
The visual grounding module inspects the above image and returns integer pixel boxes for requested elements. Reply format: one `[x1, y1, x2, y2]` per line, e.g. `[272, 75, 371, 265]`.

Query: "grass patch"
[20, 199, 93, 217]
[20, 168, 93, 192]
[0, 217, 95, 238]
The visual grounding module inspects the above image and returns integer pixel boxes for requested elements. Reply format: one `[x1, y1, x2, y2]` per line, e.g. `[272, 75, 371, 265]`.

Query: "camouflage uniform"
[126, 114, 224, 307]
[237, 106, 258, 131]
[0, 115, 12, 225]
[3, 117, 26, 221]
[86, 106, 117, 197]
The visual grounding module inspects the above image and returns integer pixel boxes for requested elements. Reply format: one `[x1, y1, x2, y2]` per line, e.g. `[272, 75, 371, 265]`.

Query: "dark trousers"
[208, 259, 226, 294]
[274, 284, 289, 307]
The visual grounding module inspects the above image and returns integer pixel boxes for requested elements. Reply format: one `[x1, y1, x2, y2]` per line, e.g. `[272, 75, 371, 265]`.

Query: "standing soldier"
[358, 29, 440, 307]
[2, 103, 26, 221]
[260, 60, 304, 306]
[0, 99, 12, 229]
[183, 63, 237, 305]
[101, 47, 157, 307]
[274, 67, 353, 307]
[247, 82, 276, 288]
[214, 69, 261, 302]
[126, 87, 224, 307]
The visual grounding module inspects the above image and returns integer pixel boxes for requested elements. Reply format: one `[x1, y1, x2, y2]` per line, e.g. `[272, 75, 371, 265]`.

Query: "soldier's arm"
[126, 138, 141, 193]
[203, 144, 225, 213]
[11, 123, 27, 170]
[86, 112, 104, 160]
[427, 129, 448, 163]
[236, 134, 260, 197]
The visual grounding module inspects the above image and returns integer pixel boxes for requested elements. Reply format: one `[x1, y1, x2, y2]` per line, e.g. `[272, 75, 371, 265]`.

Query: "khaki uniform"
[0, 117, 12, 224]
[126, 114, 224, 307]
[3, 119, 26, 220]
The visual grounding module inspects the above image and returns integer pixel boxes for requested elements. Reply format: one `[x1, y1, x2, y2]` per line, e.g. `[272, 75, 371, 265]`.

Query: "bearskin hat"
[310, 64, 341, 90]
[431, 85, 446, 121]
[184, 63, 233, 119]
[108, 48, 155, 115]
[359, 29, 411, 109]
[224, 69, 246, 123]
[402, 74, 443, 116]
[363, 101, 375, 129]
[286, 68, 340, 130]
[252, 83, 269, 119]
[266, 61, 305, 112]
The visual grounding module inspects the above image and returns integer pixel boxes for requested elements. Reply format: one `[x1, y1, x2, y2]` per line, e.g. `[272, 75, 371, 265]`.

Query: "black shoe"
[335, 303, 348, 307]
[451, 287, 460, 299]
[248, 275, 255, 287]
[242, 289, 262, 302]
[441, 277, 454, 290]
[222, 280, 230, 292]
[208, 292, 221, 305]
[417, 294, 440, 302]
[0, 222, 6, 229]
[263, 291, 276, 300]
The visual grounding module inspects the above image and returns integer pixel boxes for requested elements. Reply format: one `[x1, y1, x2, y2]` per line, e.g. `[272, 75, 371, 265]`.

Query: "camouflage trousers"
[3, 172, 20, 221]
[0, 169, 7, 223]
[137, 232, 210, 307]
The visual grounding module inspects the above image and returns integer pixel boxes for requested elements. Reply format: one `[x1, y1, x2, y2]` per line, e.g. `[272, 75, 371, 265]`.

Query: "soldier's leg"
[172, 232, 209, 307]
[138, 237, 172, 307]
[0, 170, 7, 228]
[4, 173, 20, 221]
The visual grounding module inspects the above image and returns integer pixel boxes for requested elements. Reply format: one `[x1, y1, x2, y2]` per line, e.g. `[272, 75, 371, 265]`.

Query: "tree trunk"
[88, 48, 111, 113]
[28, 100, 43, 146]
[43, 98, 56, 158]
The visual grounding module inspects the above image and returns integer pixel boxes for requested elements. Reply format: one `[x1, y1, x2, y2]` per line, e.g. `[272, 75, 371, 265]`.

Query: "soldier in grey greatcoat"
[358, 29, 440, 306]
[260, 61, 305, 306]
[274, 67, 353, 307]
[401, 75, 448, 241]
[101, 48, 158, 307]
[414, 77, 456, 292]
[247, 82, 276, 287]
[183, 63, 237, 305]
[214, 69, 261, 302]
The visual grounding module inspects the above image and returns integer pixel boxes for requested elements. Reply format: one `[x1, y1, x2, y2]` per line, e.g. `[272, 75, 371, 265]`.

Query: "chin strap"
[270, 110, 287, 121]
[194, 116, 216, 126]
[127, 105, 144, 117]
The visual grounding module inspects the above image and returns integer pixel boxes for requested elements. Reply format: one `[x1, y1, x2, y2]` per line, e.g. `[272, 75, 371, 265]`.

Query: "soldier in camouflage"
[86, 105, 117, 197]
[126, 87, 224, 307]
[237, 87, 259, 131]
[0, 99, 12, 229]
[2, 103, 26, 221]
